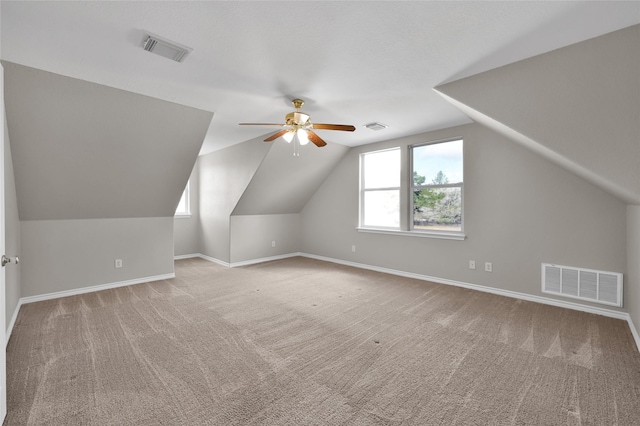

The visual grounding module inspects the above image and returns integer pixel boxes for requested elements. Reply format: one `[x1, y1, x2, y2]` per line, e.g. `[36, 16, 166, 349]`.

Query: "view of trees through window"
[412, 140, 463, 232]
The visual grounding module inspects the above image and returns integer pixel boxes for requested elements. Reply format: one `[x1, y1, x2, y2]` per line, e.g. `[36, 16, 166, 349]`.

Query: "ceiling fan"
[239, 99, 356, 148]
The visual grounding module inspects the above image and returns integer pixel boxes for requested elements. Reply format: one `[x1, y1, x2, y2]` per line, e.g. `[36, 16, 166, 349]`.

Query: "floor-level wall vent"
[542, 263, 622, 307]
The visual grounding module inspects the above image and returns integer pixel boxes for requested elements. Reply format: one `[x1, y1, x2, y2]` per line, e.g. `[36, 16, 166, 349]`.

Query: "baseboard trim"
[6, 299, 23, 347]
[300, 253, 640, 352]
[194, 254, 230, 267]
[174, 253, 201, 260]
[629, 316, 640, 353]
[179, 253, 302, 268]
[19, 273, 176, 306]
[230, 252, 302, 268]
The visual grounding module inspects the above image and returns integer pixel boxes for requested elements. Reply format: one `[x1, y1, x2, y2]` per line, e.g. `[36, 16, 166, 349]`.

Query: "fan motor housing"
[286, 112, 310, 126]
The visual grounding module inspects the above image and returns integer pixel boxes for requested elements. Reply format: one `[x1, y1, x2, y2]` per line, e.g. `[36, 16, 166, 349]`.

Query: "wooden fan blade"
[264, 129, 290, 142]
[312, 123, 356, 132]
[307, 130, 327, 147]
[239, 123, 285, 126]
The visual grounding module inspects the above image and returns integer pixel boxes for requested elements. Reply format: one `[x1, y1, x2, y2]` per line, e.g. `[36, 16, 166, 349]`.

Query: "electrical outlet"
[352, 245, 356, 252]
[485, 262, 492, 272]
[271, 241, 276, 248]
[115, 259, 123, 268]
[469, 260, 476, 270]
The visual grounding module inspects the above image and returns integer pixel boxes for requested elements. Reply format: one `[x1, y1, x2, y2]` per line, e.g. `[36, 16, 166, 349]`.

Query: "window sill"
[357, 227, 466, 241]
[174, 214, 192, 219]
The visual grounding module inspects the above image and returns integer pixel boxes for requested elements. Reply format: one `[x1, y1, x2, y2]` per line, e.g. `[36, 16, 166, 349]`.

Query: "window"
[358, 138, 464, 239]
[411, 139, 463, 233]
[360, 148, 400, 229]
[175, 181, 190, 217]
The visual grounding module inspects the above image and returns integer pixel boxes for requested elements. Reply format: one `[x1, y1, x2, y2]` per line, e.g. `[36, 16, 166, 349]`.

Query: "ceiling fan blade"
[264, 129, 290, 142]
[239, 123, 285, 126]
[312, 123, 356, 132]
[306, 130, 327, 147]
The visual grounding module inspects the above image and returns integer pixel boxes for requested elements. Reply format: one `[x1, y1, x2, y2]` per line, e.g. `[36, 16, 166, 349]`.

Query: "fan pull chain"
[293, 139, 300, 157]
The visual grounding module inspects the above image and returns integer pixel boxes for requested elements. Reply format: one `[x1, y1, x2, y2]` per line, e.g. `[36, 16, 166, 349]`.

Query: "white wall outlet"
[469, 260, 476, 270]
[115, 259, 123, 268]
[271, 241, 276, 248]
[352, 245, 356, 252]
[485, 262, 492, 272]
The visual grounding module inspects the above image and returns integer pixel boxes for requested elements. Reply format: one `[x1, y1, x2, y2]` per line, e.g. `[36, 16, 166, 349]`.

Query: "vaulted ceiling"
[2, 1, 638, 156]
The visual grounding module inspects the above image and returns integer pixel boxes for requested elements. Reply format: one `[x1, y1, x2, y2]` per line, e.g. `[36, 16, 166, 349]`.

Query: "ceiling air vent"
[364, 122, 389, 131]
[142, 33, 192, 63]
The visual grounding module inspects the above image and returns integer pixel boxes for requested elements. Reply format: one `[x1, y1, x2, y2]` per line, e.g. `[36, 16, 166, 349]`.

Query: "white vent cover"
[364, 122, 389, 131]
[542, 263, 622, 307]
[142, 33, 192, 63]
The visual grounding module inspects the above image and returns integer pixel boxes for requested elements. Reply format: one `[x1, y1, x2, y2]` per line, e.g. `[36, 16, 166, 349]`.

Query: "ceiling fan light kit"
[239, 99, 356, 154]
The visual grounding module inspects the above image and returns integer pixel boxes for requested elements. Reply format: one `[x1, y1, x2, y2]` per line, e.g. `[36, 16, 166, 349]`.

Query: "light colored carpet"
[5, 256, 640, 425]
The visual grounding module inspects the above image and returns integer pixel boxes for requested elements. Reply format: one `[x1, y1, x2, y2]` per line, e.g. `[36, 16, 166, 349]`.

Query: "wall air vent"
[142, 33, 192, 63]
[542, 263, 622, 307]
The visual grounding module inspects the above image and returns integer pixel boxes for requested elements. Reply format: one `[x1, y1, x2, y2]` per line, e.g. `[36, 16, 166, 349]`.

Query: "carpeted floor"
[5, 257, 640, 425]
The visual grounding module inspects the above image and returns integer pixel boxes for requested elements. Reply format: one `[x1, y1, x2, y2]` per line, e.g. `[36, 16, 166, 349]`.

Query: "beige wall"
[301, 123, 628, 312]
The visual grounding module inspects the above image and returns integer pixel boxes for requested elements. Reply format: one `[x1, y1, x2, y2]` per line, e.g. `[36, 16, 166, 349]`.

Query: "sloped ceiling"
[232, 139, 349, 216]
[3, 62, 213, 220]
[435, 25, 640, 204]
[2, 2, 638, 155]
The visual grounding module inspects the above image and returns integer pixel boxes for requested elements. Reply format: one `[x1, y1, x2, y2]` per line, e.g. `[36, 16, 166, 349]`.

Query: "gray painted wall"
[436, 25, 640, 204]
[3, 62, 212, 220]
[4, 110, 21, 330]
[230, 214, 301, 263]
[198, 138, 271, 263]
[20, 217, 174, 298]
[628, 206, 640, 332]
[190, 134, 348, 263]
[232, 139, 349, 215]
[300, 123, 628, 312]
[2, 63, 211, 305]
[174, 165, 200, 257]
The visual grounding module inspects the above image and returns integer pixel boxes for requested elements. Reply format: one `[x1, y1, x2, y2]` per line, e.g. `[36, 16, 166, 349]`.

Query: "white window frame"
[175, 181, 191, 218]
[359, 147, 401, 230]
[357, 138, 465, 241]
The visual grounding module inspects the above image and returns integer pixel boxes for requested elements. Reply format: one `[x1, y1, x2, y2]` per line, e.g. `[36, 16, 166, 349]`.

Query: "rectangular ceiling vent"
[142, 33, 192, 63]
[364, 122, 388, 131]
[542, 263, 623, 307]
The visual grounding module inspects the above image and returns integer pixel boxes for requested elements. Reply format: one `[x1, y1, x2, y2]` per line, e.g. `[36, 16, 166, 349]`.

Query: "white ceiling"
[2, 1, 639, 156]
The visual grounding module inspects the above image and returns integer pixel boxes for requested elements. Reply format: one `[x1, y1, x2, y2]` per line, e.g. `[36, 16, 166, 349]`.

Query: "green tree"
[413, 171, 445, 213]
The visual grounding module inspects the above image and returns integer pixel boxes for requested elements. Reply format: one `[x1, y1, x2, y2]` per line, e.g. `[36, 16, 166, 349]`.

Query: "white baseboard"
[195, 254, 230, 267]
[6, 299, 23, 347]
[177, 253, 301, 268]
[629, 316, 640, 353]
[230, 252, 302, 268]
[20, 273, 175, 305]
[173, 253, 201, 260]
